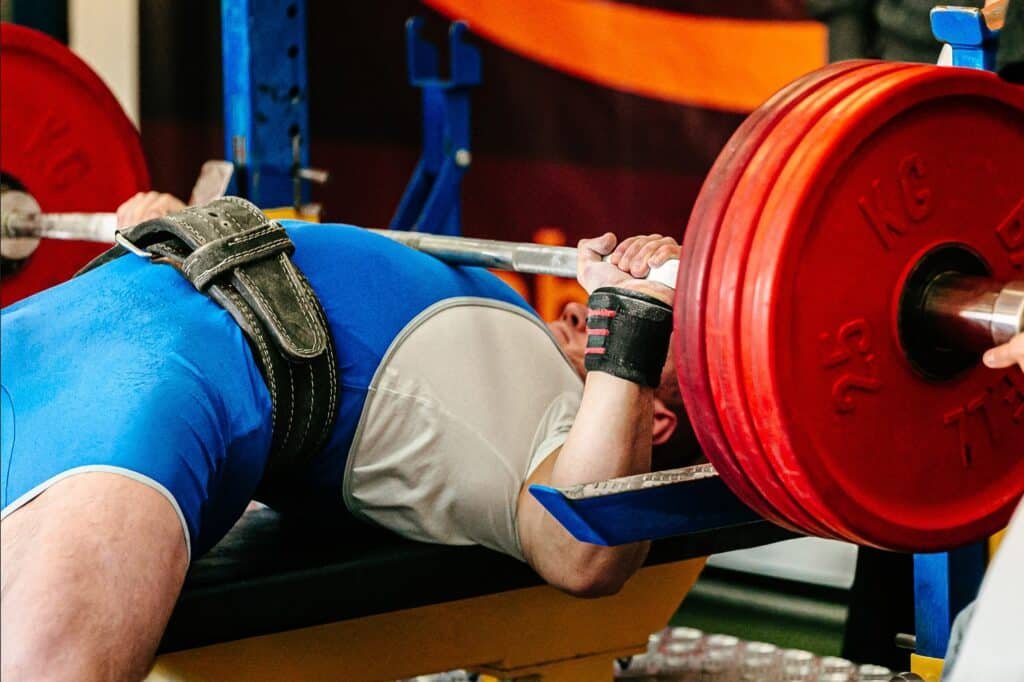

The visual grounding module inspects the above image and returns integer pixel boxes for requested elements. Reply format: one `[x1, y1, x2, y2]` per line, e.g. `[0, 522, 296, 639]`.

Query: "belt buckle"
[114, 231, 153, 259]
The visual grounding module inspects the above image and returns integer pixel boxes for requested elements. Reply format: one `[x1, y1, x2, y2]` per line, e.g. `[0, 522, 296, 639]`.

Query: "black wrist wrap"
[584, 287, 673, 388]
[77, 197, 337, 505]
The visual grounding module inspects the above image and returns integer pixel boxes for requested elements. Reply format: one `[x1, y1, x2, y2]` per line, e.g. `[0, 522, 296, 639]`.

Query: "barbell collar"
[992, 280, 1024, 345]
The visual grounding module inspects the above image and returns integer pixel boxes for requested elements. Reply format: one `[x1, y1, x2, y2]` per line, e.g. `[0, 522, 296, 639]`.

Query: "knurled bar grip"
[2, 211, 118, 243]
[368, 229, 681, 290]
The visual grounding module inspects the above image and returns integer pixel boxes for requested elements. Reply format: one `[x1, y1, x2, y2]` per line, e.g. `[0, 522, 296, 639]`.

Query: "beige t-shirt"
[342, 298, 583, 560]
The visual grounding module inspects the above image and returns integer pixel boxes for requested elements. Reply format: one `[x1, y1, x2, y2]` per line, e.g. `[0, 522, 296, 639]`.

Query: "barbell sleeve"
[921, 274, 1024, 350]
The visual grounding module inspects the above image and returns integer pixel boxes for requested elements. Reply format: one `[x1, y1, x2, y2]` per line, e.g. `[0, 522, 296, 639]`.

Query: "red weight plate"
[706, 63, 920, 541]
[0, 23, 149, 305]
[706, 62, 918, 542]
[742, 66, 1024, 550]
[676, 60, 876, 530]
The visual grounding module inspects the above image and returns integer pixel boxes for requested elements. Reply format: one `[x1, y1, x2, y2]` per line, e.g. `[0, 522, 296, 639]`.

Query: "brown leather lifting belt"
[78, 197, 338, 504]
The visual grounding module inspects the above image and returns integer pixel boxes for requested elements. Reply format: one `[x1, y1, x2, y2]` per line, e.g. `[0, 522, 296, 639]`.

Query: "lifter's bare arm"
[1, 474, 187, 681]
[517, 233, 679, 597]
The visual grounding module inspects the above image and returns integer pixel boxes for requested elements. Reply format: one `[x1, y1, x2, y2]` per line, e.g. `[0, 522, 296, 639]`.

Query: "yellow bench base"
[910, 654, 944, 682]
[149, 557, 705, 681]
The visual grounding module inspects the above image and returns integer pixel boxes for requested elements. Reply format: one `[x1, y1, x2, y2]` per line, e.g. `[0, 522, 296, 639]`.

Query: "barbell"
[5, 198, 1019, 363]
[2, 24, 1022, 550]
[0, 23, 150, 306]
[0, 205, 681, 289]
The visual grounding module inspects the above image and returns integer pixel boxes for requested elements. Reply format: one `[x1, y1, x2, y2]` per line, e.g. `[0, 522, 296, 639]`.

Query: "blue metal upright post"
[931, 5, 1001, 71]
[221, 0, 311, 208]
[912, 10, 998, 663]
[390, 19, 481, 235]
[913, 543, 987, 658]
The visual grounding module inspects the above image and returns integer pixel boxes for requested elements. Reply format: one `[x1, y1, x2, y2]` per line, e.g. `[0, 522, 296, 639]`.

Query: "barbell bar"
[366, 229, 681, 288]
[4, 200, 1020, 348]
[3, 198, 1019, 350]
[0, 160, 236, 252]
[2, 205, 118, 244]
[0, 197, 681, 289]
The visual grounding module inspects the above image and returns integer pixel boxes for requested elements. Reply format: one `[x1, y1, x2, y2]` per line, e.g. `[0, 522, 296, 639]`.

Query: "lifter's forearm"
[555, 372, 654, 484]
[519, 233, 678, 596]
[518, 372, 653, 596]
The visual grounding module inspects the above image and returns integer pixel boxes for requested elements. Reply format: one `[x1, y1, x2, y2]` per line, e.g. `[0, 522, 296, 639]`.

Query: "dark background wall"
[4, 0, 828, 313]
[135, 1, 823, 236]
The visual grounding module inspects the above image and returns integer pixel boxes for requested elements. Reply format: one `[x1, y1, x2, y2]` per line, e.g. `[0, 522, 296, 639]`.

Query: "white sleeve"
[345, 300, 584, 563]
[946, 499, 1024, 682]
[525, 389, 582, 480]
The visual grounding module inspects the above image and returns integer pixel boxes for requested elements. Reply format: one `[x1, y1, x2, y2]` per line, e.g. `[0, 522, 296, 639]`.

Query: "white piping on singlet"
[1, 465, 192, 563]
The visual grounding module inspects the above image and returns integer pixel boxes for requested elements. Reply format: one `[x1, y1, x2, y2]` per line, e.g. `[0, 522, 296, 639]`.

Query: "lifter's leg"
[1, 472, 188, 681]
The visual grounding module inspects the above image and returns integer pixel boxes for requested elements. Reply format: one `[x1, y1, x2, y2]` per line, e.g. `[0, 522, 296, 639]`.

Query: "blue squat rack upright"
[389, 18, 481, 236]
[221, 0, 312, 209]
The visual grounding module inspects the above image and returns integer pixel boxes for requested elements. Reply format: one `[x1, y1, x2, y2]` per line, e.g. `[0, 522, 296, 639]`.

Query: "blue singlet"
[0, 223, 531, 557]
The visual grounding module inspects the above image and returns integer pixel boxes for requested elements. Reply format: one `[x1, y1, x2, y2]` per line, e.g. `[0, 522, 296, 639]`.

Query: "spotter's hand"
[116, 192, 186, 229]
[577, 233, 679, 305]
[984, 332, 1024, 373]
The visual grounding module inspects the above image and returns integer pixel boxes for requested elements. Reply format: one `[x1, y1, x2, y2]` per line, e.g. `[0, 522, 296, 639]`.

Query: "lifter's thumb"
[579, 232, 616, 261]
[984, 344, 1012, 368]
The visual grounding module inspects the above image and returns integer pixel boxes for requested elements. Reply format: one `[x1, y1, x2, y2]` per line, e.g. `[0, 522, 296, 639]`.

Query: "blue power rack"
[221, 0, 311, 208]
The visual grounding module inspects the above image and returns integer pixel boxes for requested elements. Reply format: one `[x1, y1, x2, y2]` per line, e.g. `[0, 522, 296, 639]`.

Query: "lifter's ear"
[652, 397, 678, 446]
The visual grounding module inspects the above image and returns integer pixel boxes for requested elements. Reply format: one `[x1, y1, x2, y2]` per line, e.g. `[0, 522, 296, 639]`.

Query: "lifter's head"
[549, 302, 700, 467]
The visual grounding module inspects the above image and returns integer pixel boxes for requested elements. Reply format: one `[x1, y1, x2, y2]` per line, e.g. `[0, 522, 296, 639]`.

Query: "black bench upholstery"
[159, 508, 794, 653]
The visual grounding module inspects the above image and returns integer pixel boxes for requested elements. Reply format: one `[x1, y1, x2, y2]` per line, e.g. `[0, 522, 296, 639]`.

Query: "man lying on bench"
[1, 195, 696, 680]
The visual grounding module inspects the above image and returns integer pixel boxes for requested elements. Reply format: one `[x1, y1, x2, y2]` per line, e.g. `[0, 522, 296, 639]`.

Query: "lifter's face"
[548, 301, 678, 391]
[548, 302, 590, 378]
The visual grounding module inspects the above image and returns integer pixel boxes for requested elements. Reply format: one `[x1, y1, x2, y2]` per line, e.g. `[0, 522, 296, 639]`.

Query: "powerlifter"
[0, 196, 693, 680]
